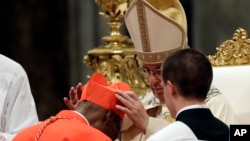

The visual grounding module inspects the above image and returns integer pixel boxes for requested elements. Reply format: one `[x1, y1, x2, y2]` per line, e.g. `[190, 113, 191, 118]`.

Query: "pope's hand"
[115, 90, 149, 134]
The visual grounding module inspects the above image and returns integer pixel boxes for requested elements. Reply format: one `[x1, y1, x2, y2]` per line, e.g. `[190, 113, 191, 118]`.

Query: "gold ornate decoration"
[84, 0, 149, 95]
[208, 27, 250, 66]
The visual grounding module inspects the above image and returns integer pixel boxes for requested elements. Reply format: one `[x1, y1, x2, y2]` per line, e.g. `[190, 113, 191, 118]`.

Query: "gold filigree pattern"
[95, 0, 131, 47]
[164, 115, 175, 123]
[84, 0, 150, 96]
[95, 0, 128, 21]
[208, 27, 250, 66]
[84, 48, 150, 96]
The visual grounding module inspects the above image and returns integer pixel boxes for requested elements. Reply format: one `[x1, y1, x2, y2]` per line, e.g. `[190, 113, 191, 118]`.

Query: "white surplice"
[0, 54, 39, 141]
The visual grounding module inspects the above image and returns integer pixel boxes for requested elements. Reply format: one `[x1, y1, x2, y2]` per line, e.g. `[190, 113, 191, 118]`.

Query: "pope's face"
[143, 63, 164, 103]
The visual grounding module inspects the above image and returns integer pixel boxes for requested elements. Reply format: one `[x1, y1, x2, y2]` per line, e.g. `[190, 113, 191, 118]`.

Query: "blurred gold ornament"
[208, 27, 250, 66]
[84, 0, 149, 95]
[164, 115, 175, 123]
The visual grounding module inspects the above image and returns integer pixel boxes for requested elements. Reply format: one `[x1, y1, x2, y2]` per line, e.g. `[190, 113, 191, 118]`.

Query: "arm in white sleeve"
[206, 85, 234, 125]
[206, 94, 234, 125]
[0, 66, 39, 141]
[144, 117, 170, 139]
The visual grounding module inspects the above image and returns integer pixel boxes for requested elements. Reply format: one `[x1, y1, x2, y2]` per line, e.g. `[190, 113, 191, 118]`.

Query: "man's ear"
[167, 80, 176, 97]
[106, 110, 114, 120]
[106, 110, 122, 123]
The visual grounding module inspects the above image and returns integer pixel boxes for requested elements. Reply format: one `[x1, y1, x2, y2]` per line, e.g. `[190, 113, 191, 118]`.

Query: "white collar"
[176, 104, 208, 117]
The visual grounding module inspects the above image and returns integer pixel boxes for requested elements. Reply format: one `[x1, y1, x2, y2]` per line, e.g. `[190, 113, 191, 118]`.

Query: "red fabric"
[80, 72, 131, 119]
[12, 110, 111, 141]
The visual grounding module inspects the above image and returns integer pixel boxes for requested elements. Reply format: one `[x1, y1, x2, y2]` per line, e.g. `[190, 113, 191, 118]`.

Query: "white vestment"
[146, 105, 229, 141]
[146, 121, 198, 141]
[120, 84, 233, 141]
[0, 54, 39, 141]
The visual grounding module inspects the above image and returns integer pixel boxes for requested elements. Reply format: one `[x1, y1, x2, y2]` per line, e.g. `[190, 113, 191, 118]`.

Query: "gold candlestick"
[84, 0, 149, 95]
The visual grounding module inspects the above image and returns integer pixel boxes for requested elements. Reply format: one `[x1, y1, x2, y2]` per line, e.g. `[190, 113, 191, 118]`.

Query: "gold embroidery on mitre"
[136, 0, 151, 52]
[137, 46, 184, 63]
[135, 0, 187, 54]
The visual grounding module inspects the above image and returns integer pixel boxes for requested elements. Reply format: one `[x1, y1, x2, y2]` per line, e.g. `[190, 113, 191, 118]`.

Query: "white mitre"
[125, 0, 188, 64]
